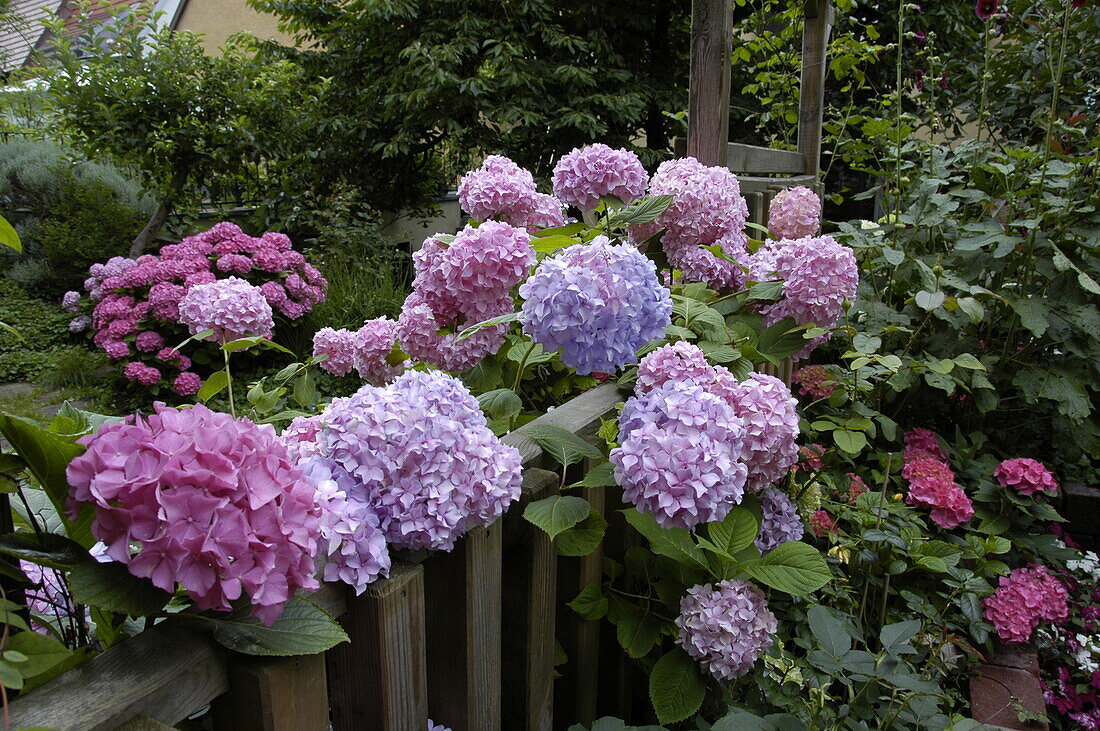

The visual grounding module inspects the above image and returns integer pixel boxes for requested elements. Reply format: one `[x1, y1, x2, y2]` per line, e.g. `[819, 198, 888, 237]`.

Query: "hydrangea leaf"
[649, 647, 706, 724]
[521, 424, 604, 468]
[621, 509, 707, 571]
[4, 631, 73, 679]
[557, 509, 608, 557]
[0, 532, 88, 570]
[197, 369, 229, 402]
[68, 560, 173, 616]
[477, 389, 523, 421]
[741, 540, 830, 595]
[615, 602, 661, 658]
[567, 580, 607, 621]
[524, 496, 591, 539]
[706, 507, 759, 558]
[207, 596, 349, 656]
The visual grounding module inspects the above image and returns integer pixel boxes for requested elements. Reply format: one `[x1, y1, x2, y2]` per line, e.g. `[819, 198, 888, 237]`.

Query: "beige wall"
[174, 0, 293, 53]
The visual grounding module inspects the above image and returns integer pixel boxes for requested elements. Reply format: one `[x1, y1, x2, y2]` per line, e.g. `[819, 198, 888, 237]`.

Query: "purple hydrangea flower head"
[69, 316, 91, 333]
[310, 370, 522, 551]
[300, 457, 391, 594]
[458, 155, 538, 223]
[717, 373, 800, 492]
[172, 372, 201, 396]
[428, 722, 453, 731]
[755, 488, 805, 553]
[314, 327, 359, 377]
[768, 186, 821, 240]
[123, 361, 161, 385]
[134, 330, 165, 353]
[663, 228, 751, 292]
[65, 403, 321, 624]
[630, 157, 748, 247]
[748, 236, 858, 359]
[61, 291, 81, 313]
[551, 143, 649, 211]
[395, 293, 508, 373]
[675, 579, 777, 681]
[519, 237, 672, 375]
[21, 560, 78, 634]
[612, 381, 748, 529]
[635, 341, 715, 393]
[178, 276, 274, 344]
[353, 317, 404, 384]
[515, 193, 566, 232]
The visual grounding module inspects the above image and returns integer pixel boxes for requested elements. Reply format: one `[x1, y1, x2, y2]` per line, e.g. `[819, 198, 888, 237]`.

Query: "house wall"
[173, 0, 291, 53]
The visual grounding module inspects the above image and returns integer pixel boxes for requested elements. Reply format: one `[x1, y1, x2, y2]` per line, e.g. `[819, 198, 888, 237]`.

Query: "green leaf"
[833, 429, 867, 455]
[68, 560, 172, 616]
[747, 280, 785, 302]
[952, 353, 985, 370]
[455, 311, 521, 341]
[0, 659, 23, 689]
[616, 603, 661, 658]
[521, 424, 604, 468]
[706, 507, 759, 557]
[807, 604, 851, 656]
[649, 648, 706, 724]
[609, 195, 673, 226]
[476, 389, 523, 421]
[198, 370, 229, 402]
[915, 290, 945, 311]
[567, 581, 607, 620]
[531, 235, 579, 254]
[621, 509, 707, 570]
[524, 496, 591, 539]
[1010, 298, 1048, 337]
[757, 318, 807, 360]
[0, 532, 88, 569]
[207, 596, 349, 656]
[292, 371, 316, 407]
[880, 619, 921, 652]
[571, 462, 617, 489]
[557, 509, 608, 557]
[4, 631, 72, 678]
[0, 213, 22, 253]
[741, 540, 831, 595]
[0, 605, 30, 633]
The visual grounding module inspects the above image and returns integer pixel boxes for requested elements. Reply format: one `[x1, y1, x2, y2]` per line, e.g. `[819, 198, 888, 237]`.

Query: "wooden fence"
[6, 383, 627, 731]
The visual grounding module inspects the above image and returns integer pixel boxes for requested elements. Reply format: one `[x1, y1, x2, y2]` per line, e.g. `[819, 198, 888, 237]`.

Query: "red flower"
[975, 0, 999, 19]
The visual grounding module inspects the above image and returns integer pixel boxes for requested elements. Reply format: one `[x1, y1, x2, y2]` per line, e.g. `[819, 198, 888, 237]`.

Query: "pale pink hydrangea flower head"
[676, 579, 777, 681]
[768, 186, 821, 240]
[177, 276, 274, 344]
[551, 143, 649, 211]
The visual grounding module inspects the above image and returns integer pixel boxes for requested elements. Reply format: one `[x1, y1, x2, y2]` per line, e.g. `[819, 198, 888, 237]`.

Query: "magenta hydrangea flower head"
[984, 565, 1068, 643]
[299, 457, 391, 594]
[612, 381, 748, 529]
[458, 154, 539, 223]
[172, 372, 202, 396]
[808, 509, 838, 537]
[904, 427, 945, 461]
[65, 403, 321, 624]
[675, 579, 777, 682]
[177, 276, 274, 343]
[308, 370, 522, 551]
[767, 186, 821, 240]
[994, 458, 1058, 497]
[551, 143, 649, 211]
[792, 365, 836, 400]
[519, 237, 672, 375]
[755, 488, 805, 554]
[631, 157, 749, 246]
[903, 456, 973, 528]
[748, 236, 858, 359]
[123, 361, 161, 386]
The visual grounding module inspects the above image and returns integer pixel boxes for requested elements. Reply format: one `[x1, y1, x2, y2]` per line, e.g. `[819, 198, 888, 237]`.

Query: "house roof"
[0, 0, 62, 73]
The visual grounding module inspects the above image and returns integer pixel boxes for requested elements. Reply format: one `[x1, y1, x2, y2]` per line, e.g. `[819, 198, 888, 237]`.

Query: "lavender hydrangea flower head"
[177, 276, 274, 343]
[516, 192, 567, 232]
[612, 381, 748, 529]
[353, 317, 404, 385]
[61, 291, 82, 313]
[458, 155, 538, 223]
[551, 143, 649, 211]
[755, 488, 805, 553]
[748, 236, 858, 359]
[313, 327, 359, 376]
[663, 228, 751, 293]
[768, 186, 821, 240]
[630, 157, 749, 247]
[395, 293, 509, 373]
[69, 316, 91, 333]
[676, 579, 777, 681]
[310, 370, 523, 551]
[635, 341, 715, 393]
[519, 237, 672, 375]
[718, 373, 801, 492]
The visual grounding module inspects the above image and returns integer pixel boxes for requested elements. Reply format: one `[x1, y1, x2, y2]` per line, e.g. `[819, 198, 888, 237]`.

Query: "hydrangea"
[748, 236, 858, 359]
[61, 291, 81, 313]
[517, 193, 567, 232]
[551, 143, 648, 211]
[123, 361, 161, 386]
[631, 157, 749, 246]
[792, 365, 836, 400]
[904, 427, 945, 461]
[458, 155, 539, 224]
[675, 580, 777, 681]
[396, 293, 509, 373]
[635, 341, 715, 393]
[795, 480, 823, 518]
[995, 458, 1058, 497]
[299, 458, 391, 594]
[768, 186, 821, 240]
[612, 382, 748, 529]
[172, 372, 202, 396]
[519, 237, 672, 375]
[69, 316, 91, 333]
[307, 371, 522, 551]
[796, 443, 826, 472]
[178, 276, 274, 343]
[428, 722, 453, 731]
[808, 509, 839, 537]
[279, 415, 325, 464]
[66, 403, 321, 624]
[838, 473, 869, 503]
[903, 454, 973, 528]
[984, 565, 1069, 644]
[755, 488, 805, 554]
[412, 222, 535, 323]
[21, 560, 77, 634]
[313, 327, 358, 376]
[353, 318, 404, 385]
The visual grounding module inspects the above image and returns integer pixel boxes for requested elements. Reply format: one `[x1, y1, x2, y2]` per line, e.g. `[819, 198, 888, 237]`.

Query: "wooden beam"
[687, 0, 734, 166]
[213, 653, 329, 730]
[503, 384, 626, 467]
[797, 0, 836, 177]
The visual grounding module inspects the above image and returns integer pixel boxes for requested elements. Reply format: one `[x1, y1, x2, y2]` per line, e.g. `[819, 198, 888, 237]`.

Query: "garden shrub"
[0, 280, 74, 382]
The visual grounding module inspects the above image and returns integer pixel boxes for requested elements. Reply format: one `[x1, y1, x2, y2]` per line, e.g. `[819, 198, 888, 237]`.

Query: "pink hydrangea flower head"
[768, 186, 821, 240]
[123, 361, 161, 386]
[216, 254, 252, 274]
[662, 228, 751, 293]
[279, 415, 324, 464]
[353, 318, 404, 385]
[21, 560, 77, 635]
[458, 155, 539, 223]
[519, 237, 672, 375]
[994, 458, 1058, 497]
[840, 473, 869, 503]
[514, 192, 566, 232]
[551, 143, 649, 211]
[134, 330, 166, 353]
[904, 455, 973, 528]
[630, 157, 748, 246]
[395, 293, 508, 373]
[792, 365, 836, 400]
[796, 443, 826, 472]
[612, 381, 748, 529]
[172, 372, 202, 396]
[808, 509, 839, 537]
[313, 327, 360, 377]
[984, 565, 1069, 643]
[61, 291, 81, 313]
[635, 341, 715, 394]
[65, 403, 321, 624]
[260, 281, 288, 306]
[904, 427, 945, 461]
[675, 579, 777, 682]
[103, 340, 130, 360]
[177, 276, 274, 343]
[718, 372, 800, 493]
[748, 236, 858, 359]
[308, 370, 522, 551]
[756, 488, 804, 553]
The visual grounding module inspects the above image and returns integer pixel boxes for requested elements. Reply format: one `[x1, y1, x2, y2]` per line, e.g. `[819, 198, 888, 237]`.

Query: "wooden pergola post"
[798, 0, 836, 178]
[686, 0, 734, 167]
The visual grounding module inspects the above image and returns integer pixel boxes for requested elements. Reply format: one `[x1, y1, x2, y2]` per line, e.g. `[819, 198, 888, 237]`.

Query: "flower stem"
[224, 349, 235, 418]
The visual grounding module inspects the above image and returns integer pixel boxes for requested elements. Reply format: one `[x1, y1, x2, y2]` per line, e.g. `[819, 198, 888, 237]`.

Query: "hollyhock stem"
[224, 349, 236, 418]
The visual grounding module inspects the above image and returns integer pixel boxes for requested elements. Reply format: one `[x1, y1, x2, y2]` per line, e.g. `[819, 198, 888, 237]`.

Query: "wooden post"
[424, 523, 503, 731]
[326, 562, 427, 731]
[213, 653, 329, 730]
[572, 467, 606, 725]
[687, 0, 734, 166]
[797, 0, 836, 178]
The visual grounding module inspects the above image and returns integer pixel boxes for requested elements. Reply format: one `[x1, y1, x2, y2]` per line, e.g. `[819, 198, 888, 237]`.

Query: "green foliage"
[200, 597, 349, 656]
[0, 281, 78, 382]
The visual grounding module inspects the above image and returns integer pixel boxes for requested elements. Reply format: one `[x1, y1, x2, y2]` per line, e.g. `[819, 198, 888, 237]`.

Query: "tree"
[35, 1, 308, 254]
